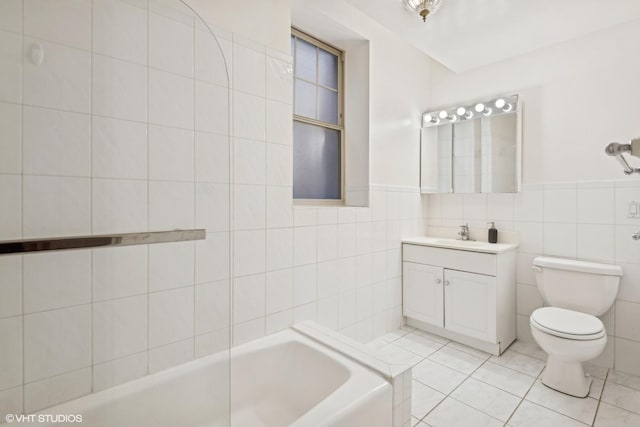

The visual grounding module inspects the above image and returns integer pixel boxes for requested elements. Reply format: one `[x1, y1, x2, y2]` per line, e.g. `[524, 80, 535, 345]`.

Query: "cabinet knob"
[444, 280, 450, 286]
[435, 278, 442, 284]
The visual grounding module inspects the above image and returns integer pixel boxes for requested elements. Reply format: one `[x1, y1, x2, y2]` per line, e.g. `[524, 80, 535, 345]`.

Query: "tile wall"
[427, 180, 640, 374]
[0, 0, 232, 415]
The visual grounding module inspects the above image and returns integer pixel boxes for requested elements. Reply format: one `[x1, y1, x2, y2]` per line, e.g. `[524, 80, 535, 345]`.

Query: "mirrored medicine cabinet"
[420, 94, 522, 194]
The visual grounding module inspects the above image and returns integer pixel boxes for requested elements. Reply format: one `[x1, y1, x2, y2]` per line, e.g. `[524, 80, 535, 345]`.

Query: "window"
[291, 28, 344, 202]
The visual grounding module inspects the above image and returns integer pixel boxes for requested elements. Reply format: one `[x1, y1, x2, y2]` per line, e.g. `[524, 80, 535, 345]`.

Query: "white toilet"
[529, 256, 623, 397]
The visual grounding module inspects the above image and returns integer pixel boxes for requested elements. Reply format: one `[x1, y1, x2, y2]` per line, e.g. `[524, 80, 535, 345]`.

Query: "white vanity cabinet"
[402, 238, 517, 355]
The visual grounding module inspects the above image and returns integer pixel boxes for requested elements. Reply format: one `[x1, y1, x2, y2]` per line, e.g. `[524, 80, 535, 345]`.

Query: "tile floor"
[367, 326, 640, 427]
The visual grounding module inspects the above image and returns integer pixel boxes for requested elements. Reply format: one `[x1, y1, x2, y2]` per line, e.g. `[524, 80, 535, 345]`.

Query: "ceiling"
[344, 0, 640, 72]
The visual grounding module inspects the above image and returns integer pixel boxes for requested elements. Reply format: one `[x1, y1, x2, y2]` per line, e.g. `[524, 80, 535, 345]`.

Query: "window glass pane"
[295, 38, 317, 82]
[318, 49, 338, 89]
[293, 121, 341, 199]
[318, 87, 338, 125]
[294, 79, 317, 119]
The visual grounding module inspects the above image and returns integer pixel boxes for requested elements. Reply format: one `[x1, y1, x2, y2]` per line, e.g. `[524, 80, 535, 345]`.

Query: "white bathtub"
[35, 328, 392, 427]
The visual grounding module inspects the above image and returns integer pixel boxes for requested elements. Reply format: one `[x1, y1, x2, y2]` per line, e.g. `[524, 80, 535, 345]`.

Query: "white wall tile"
[195, 328, 230, 357]
[577, 186, 614, 224]
[24, 305, 91, 382]
[149, 287, 194, 348]
[266, 228, 293, 271]
[615, 338, 640, 376]
[93, 54, 147, 122]
[234, 91, 265, 141]
[148, 338, 194, 374]
[23, 251, 91, 313]
[149, 241, 195, 292]
[266, 143, 292, 186]
[338, 223, 357, 258]
[357, 285, 373, 321]
[293, 264, 316, 306]
[487, 193, 514, 222]
[234, 185, 266, 230]
[93, 295, 147, 364]
[149, 181, 194, 230]
[293, 302, 316, 323]
[544, 186, 577, 223]
[195, 183, 229, 232]
[266, 269, 293, 314]
[24, 368, 91, 414]
[294, 208, 317, 227]
[0, 316, 22, 390]
[0, 0, 21, 33]
[0, 175, 20, 240]
[266, 309, 292, 334]
[92, 246, 148, 302]
[266, 186, 293, 228]
[338, 289, 357, 329]
[615, 225, 640, 264]
[92, 179, 148, 234]
[317, 296, 338, 330]
[92, 116, 147, 180]
[463, 193, 487, 221]
[0, 30, 21, 105]
[357, 253, 373, 287]
[0, 102, 21, 174]
[317, 225, 338, 262]
[195, 81, 228, 134]
[356, 222, 372, 255]
[293, 226, 316, 266]
[576, 224, 614, 262]
[149, 125, 194, 182]
[266, 56, 292, 103]
[514, 190, 543, 222]
[0, 387, 23, 420]
[618, 263, 640, 304]
[149, 11, 193, 77]
[615, 185, 640, 225]
[0, 256, 21, 319]
[266, 100, 292, 145]
[543, 223, 577, 258]
[93, 352, 147, 392]
[233, 43, 265, 97]
[149, 69, 194, 129]
[232, 317, 264, 346]
[234, 139, 265, 185]
[195, 132, 229, 183]
[514, 221, 543, 254]
[317, 260, 338, 299]
[195, 27, 229, 87]
[23, 38, 90, 113]
[23, 176, 90, 238]
[24, 0, 90, 50]
[233, 273, 265, 323]
[195, 232, 230, 283]
[615, 300, 640, 342]
[338, 257, 357, 294]
[234, 230, 265, 277]
[23, 106, 90, 176]
[93, 0, 147, 64]
[195, 280, 229, 334]
[516, 283, 543, 316]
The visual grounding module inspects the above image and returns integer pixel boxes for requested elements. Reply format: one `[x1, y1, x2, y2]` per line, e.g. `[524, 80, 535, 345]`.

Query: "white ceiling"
[344, 0, 640, 72]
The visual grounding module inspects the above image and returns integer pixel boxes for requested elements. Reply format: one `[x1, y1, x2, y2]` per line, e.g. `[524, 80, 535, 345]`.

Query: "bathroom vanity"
[402, 237, 517, 355]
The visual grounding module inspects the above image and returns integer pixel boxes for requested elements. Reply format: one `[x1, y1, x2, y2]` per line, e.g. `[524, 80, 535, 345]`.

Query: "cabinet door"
[403, 262, 444, 327]
[444, 270, 497, 342]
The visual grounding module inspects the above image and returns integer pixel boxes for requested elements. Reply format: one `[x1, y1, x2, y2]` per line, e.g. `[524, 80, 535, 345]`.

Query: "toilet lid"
[530, 307, 605, 340]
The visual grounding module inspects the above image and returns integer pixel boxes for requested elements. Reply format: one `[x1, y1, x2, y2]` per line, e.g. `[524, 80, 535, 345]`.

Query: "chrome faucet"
[458, 224, 470, 241]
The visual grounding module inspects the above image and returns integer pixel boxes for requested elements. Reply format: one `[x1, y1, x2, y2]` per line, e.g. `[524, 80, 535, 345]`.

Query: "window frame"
[291, 27, 345, 205]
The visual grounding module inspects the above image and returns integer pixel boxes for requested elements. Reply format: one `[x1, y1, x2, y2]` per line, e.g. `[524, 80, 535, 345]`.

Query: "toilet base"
[542, 356, 592, 398]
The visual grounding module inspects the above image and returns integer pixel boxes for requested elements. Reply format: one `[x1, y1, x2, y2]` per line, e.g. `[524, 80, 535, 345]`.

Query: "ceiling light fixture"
[401, 0, 446, 22]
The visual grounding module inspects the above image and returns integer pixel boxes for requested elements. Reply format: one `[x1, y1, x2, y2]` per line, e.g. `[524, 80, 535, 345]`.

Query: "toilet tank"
[533, 257, 623, 316]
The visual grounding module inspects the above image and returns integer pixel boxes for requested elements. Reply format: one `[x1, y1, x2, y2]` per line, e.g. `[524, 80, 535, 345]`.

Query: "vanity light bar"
[422, 94, 519, 127]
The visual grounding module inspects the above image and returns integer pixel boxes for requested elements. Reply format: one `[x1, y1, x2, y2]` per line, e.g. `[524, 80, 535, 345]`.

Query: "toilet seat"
[530, 307, 605, 340]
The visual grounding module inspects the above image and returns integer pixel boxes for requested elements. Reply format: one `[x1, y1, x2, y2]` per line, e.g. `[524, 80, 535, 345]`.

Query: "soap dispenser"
[488, 222, 498, 244]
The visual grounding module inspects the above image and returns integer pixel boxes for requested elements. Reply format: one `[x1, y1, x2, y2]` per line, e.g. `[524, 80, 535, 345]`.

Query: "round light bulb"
[495, 98, 506, 109]
[456, 107, 466, 116]
[424, 114, 433, 123]
[439, 110, 449, 119]
[475, 103, 485, 113]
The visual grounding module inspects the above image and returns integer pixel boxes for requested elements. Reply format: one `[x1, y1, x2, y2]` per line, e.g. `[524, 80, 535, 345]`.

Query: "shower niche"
[420, 94, 522, 194]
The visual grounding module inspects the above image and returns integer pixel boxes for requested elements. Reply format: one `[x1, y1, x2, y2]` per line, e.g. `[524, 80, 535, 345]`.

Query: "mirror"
[420, 95, 521, 194]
